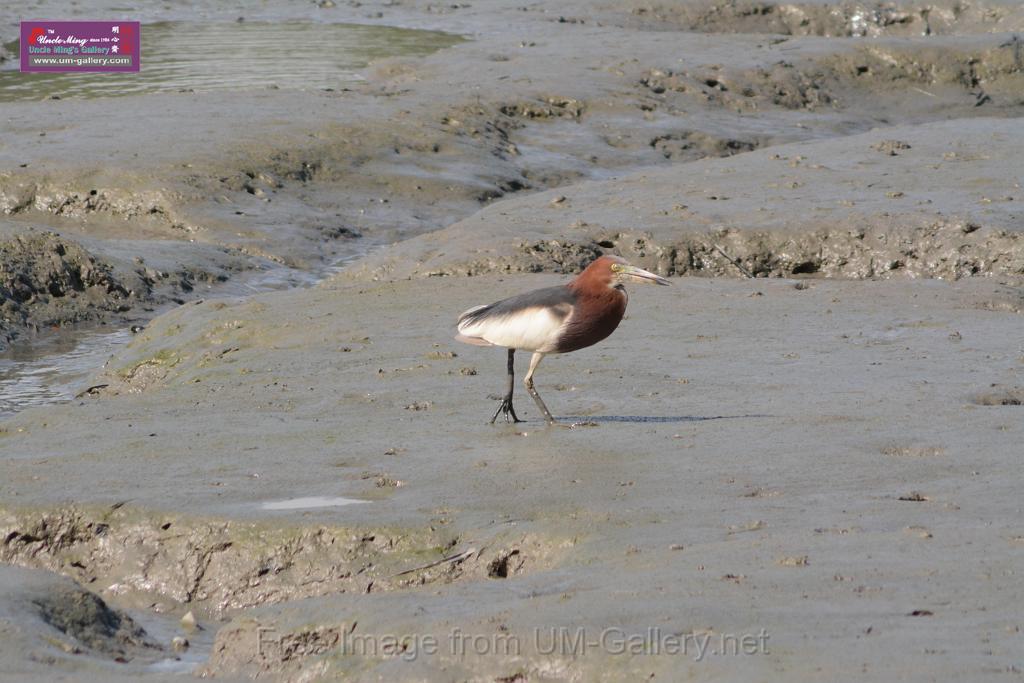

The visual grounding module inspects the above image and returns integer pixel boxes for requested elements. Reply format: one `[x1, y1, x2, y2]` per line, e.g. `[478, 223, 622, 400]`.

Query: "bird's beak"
[621, 265, 671, 286]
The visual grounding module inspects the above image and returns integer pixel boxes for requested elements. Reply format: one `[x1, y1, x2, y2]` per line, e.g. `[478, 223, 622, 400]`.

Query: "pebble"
[180, 610, 197, 631]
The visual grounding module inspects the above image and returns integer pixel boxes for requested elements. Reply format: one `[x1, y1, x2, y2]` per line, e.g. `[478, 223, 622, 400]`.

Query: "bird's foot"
[489, 396, 523, 424]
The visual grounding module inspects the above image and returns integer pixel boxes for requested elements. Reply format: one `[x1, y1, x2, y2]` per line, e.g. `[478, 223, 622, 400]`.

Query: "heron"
[455, 255, 671, 424]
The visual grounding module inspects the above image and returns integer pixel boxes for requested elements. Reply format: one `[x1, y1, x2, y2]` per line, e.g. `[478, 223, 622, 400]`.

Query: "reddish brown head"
[570, 255, 671, 293]
[554, 255, 670, 353]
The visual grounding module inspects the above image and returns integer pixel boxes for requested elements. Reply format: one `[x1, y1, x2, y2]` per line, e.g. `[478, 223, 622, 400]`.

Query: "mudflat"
[1, 0, 1023, 681]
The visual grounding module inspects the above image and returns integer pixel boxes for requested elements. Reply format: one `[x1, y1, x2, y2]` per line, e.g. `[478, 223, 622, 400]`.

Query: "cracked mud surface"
[0, 505, 563, 617]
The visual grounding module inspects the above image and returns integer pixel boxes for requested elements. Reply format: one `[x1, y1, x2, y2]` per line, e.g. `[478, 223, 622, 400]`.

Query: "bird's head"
[581, 255, 671, 289]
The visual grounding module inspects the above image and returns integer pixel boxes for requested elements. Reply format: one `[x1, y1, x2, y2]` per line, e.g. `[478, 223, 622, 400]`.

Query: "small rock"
[180, 610, 197, 631]
[872, 140, 911, 155]
[171, 636, 189, 652]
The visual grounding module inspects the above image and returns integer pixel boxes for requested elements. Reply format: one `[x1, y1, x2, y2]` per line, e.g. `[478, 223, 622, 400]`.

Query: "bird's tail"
[455, 304, 496, 346]
[456, 303, 493, 331]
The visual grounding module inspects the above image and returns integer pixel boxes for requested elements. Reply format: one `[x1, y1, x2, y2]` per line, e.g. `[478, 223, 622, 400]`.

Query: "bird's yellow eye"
[610, 263, 622, 273]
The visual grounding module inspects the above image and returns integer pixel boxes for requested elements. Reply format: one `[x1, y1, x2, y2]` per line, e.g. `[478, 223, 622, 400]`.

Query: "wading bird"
[455, 255, 670, 424]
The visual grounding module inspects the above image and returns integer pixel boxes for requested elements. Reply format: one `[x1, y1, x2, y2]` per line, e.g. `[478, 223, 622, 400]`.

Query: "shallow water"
[0, 21, 461, 418]
[0, 21, 463, 101]
[261, 496, 369, 510]
[0, 327, 132, 419]
[134, 607, 216, 675]
[0, 240, 385, 420]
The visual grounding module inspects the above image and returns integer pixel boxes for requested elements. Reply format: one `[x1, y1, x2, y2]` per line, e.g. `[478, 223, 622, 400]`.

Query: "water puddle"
[132, 608, 215, 675]
[261, 496, 369, 510]
[0, 327, 132, 419]
[0, 21, 464, 101]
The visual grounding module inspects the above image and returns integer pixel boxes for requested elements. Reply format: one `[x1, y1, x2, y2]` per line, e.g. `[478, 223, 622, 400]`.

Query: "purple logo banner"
[20, 21, 140, 72]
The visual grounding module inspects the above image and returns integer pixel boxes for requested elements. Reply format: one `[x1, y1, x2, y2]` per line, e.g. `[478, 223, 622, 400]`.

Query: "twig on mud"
[74, 384, 109, 398]
[712, 245, 755, 279]
[392, 547, 480, 577]
[910, 87, 936, 98]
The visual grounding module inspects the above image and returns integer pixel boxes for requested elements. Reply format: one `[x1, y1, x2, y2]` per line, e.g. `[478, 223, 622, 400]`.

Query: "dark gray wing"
[457, 284, 577, 329]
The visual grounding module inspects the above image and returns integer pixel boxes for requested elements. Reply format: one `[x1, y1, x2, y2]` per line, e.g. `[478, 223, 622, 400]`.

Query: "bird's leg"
[523, 352, 556, 424]
[490, 348, 523, 424]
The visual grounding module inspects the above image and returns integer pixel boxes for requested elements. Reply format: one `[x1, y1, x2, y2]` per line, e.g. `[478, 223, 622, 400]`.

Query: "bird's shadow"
[559, 414, 770, 424]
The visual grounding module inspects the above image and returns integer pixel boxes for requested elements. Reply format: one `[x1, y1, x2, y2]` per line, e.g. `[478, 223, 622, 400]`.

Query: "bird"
[455, 255, 670, 424]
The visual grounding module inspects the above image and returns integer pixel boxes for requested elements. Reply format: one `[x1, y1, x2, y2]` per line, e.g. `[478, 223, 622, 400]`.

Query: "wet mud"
[617, 0, 1024, 36]
[342, 118, 1024, 283]
[3, 3, 1022, 349]
[2, 275, 1023, 681]
[2, 0, 1024, 681]
[0, 505, 562, 618]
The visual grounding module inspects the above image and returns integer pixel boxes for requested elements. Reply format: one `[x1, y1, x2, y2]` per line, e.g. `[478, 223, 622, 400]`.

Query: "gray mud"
[2, 276, 1023, 681]
[0, 565, 193, 681]
[616, 0, 1024, 36]
[0, 231, 144, 342]
[2, 0, 1024, 681]
[3, 1, 1023, 348]
[343, 118, 1024, 282]
[0, 504, 559, 617]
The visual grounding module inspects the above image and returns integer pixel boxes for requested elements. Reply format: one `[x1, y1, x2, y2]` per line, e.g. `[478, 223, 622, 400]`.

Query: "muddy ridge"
[0, 505, 565, 618]
[640, 38, 1024, 113]
[0, 565, 167, 669]
[0, 178, 192, 231]
[32, 581, 161, 658]
[354, 219, 1024, 282]
[0, 232, 149, 344]
[621, 0, 1024, 36]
